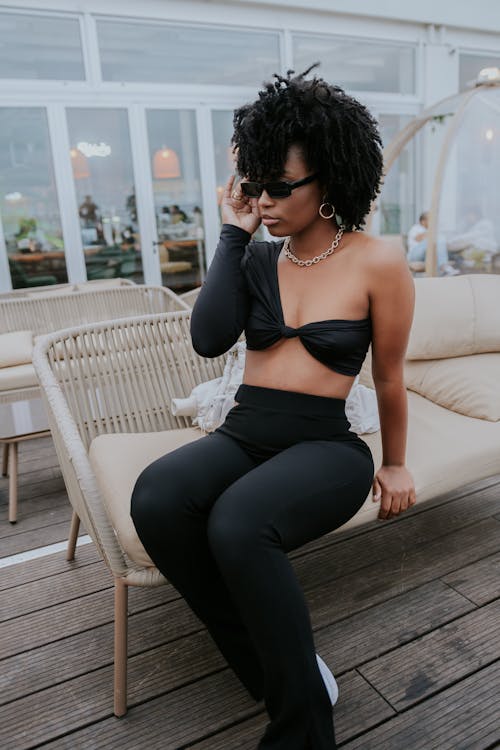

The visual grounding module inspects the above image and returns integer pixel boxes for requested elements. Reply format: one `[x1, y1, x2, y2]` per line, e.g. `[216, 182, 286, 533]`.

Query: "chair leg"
[8, 442, 18, 524]
[66, 511, 81, 561]
[2, 442, 9, 476]
[114, 576, 128, 717]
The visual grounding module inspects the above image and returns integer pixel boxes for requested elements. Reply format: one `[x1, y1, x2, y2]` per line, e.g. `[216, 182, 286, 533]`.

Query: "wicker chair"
[178, 285, 201, 307]
[0, 285, 190, 522]
[0, 284, 188, 407]
[0, 277, 136, 300]
[32, 310, 225, 716]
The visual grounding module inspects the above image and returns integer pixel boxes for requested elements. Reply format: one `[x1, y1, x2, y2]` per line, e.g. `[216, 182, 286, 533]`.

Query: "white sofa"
[32, 273, 500, 716]
[357, 273, 500, 526]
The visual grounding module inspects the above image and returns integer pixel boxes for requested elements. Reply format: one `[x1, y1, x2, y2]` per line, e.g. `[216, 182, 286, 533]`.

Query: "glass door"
[0, 107, 67, 289]
[66, 108, 143, 283]
[145, 109, 206, 292]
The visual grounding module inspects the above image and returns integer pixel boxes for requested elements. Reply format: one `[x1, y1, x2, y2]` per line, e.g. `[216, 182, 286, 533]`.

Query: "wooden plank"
[0, 481, 67, 515]
[0, 584, 177, 659]
[290, 483, 500, 592]
[305, 517, 500, 628]
[358, 599, 500, 709]
[8, 665, 392, 750]
[313, 579, 475, 673]
[0, 650, 255, 750]
[342, 661, 500, 750]
[0, 561, 110, 621]
[0, 518, 77, 558]
[0, 462, 62, 491]
[0, 542, 99, 591]
[0, 609, 217, 707]
[3, 517, 497, 659]
[442, 550, 500, 606]
[185, 671, 396, 750]
[0, 493, 70, 536]
[0, 579, 472, 707]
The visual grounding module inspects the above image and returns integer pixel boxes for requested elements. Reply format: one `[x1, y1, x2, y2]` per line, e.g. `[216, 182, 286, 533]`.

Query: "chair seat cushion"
[89, 391, 500, 566]
[0, 363, 39, 392]
[0, 330, 33, 367]
[352, 390, 500, 530]
[89, 427, 203, 568]
[404, 353, 500, 421]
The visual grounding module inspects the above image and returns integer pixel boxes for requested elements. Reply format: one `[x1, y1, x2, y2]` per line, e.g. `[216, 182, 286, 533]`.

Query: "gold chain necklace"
[283, 225, 345, 267]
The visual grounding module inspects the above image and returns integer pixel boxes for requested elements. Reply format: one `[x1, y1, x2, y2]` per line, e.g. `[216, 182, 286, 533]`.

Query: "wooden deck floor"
[1, 435, 499, 750]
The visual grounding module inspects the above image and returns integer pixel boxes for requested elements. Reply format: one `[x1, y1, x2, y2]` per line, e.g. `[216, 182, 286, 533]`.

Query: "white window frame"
[0, 8, 426, 285]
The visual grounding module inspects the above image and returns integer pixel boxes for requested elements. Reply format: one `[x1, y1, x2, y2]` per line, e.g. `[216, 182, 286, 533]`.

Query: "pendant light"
[70, 147, 90, 180]
[153, 146, 181, 179]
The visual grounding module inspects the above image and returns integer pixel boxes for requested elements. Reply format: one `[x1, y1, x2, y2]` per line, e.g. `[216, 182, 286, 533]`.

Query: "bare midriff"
[243, 341, 357, 399]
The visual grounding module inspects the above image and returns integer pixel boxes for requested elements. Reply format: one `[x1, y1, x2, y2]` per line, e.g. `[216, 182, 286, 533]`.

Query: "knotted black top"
[190, 224, 372, 377]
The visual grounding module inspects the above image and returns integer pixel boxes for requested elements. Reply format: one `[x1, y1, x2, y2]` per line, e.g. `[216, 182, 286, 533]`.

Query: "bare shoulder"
[350, 232, 407, 270]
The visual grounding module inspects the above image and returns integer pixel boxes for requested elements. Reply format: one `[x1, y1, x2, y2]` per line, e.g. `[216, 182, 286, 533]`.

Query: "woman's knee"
[207, 490, 274, 565]
[130, 458, 185, 531]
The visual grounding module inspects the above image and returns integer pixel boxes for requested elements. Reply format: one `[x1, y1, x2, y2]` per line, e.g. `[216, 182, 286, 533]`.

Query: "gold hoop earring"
[319, 201, 335, 220]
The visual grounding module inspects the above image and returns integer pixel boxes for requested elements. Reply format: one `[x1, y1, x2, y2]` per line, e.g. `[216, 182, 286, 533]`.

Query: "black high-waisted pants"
[130, 384, 375, 749]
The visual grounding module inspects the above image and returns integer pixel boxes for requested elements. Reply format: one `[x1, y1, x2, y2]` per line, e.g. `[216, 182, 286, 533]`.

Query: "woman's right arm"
[190, 223, 252, 357]
[190, 174, 262, 358]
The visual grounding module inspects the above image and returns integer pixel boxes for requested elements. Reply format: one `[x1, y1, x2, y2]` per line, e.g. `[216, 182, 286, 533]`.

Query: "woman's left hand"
[372, 465, 416, 520]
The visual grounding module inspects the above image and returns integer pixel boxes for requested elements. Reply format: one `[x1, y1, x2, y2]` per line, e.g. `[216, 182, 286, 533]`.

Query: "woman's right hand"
[221, 174, 262, 236]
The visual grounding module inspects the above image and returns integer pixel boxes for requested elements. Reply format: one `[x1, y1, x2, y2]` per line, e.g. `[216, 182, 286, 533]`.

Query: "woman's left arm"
[368, 239, 416, 520]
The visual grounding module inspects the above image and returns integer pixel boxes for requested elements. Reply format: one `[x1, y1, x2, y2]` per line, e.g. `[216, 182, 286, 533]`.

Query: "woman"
[131, 64, 416, 749]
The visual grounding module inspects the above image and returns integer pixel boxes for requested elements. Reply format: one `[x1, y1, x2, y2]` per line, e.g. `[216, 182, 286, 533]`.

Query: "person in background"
[169, 204, 188, 223]
[447, 206, 497, 265]
[407, 211, 459, 276]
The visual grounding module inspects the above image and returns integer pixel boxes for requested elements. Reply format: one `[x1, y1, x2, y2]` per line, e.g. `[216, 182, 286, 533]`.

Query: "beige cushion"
[404, 353, 500, 421]
[0, 330, 33, 368]
[0, 363, 38, 391]
[88, 392, 500, 564]
[407, 275, 500, 360]
[89, 427, 203, 568]
[343, 389, 500, 531]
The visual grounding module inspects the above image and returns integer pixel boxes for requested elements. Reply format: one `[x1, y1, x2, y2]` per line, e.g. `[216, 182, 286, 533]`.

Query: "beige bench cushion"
[404, 353, 500, 421]
[88, 390, 500, 567]
[0, 363, 39, 391]
[0, 330, 33, 368]
[408, 275, 500, 360]
[348, 389, 500, 530]
[89, 427, 203, 568]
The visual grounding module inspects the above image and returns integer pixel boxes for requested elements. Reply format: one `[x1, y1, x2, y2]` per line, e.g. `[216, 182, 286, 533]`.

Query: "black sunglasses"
[239, 173, 318, 199]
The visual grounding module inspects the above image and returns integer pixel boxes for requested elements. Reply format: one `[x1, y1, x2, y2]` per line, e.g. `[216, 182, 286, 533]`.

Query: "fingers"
[377, 491, 416, 521]
[408, 488, 417, 507]
[224, 174, 244, 202]
[223, 174, 240, 201]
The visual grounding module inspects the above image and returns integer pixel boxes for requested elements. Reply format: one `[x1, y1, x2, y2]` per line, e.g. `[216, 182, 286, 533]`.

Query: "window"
[0, 108, 67, 288]
[377, 114, 416, 235]
[97, 19, 280, 86]
[147, 109, 205, 290]
[459, 52, 500, 91]
[0, 12, 84, 80]
[67, 108, 143, 283]
[293, 34, 415, 94]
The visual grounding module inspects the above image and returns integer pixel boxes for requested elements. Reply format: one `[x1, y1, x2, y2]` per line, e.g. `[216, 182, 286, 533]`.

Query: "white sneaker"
[440, 264, 460, 276]
[316, 653, 339, 706]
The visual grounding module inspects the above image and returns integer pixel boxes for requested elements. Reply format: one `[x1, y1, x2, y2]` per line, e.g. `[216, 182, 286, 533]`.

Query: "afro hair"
[231, 63, 383, 230]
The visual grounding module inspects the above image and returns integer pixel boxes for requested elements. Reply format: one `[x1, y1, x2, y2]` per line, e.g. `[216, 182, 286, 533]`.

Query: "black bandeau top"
[190, 224, 372, 377]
